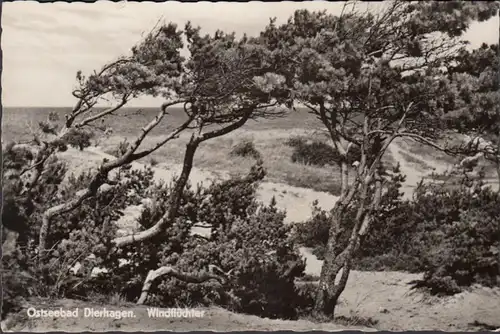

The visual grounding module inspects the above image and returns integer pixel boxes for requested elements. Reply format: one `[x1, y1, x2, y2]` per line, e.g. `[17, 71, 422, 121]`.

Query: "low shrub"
[411, 185, 500, 294]
[292, 200, 330, 250]
[286, 135, 361, 167]
[61, 128, 94, 151]
[2, 145, 68, 317]
[285, 135, 307, 148]
[87, 162, 307, 319]
[149, 157, 159, 166]
[229, 139, 262, 160]
[294, 282, 318, 317]
[1, 252, 34, 320]
[290, 140, 337, 167]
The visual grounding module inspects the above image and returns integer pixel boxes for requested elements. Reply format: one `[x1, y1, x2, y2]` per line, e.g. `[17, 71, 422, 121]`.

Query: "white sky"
[2, 1, 498, 108]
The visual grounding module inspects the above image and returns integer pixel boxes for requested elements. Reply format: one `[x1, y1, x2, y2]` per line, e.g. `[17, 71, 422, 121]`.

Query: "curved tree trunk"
[313, 207, 351, 317]
[113, 136, 200, 247]
[313, 210, 360, 318]
[137, 264, 228, 305]
[314, 166, 383, 318]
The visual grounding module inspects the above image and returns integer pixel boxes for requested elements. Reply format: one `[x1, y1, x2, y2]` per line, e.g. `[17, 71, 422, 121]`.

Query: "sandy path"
[388, 140, 450, 199]
[333, 271, 500, 331]
[62, 146, 339, 225]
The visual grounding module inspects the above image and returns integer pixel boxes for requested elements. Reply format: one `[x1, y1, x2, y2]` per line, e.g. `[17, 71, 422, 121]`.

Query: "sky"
[2, 1, 499, 108]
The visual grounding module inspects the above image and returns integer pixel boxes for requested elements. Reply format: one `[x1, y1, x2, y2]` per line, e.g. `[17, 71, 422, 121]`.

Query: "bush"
[2, 145, 68, 317]
[3, 141, 308, 319]
[294, 282, 318, 317]
[61, 128, 94, 151]
[229, 139, 262, 160]
[2, 252, 35, 320]
[290, 140, 337, 167]
[376, 173, 500, 294]
[285, 135, 307, 148]
[411, 185, 500, 294]
[87, 161, 307, 319]
[149, 157, 159, 166]
[292, 200, 330, 249]
[286, 136, 361, 167]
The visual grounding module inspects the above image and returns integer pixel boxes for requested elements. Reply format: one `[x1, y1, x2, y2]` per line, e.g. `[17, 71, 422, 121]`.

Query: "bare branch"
[130, 117, 194, 160]
[106, 100, 184, 166]
[395, 132, 453, 153]
[39, 181, 116, 253]
[38, 100, 182, 254]
[199, 104, 276, 142]
[136, 265, 228, 305]
[74, 94, 130, 129]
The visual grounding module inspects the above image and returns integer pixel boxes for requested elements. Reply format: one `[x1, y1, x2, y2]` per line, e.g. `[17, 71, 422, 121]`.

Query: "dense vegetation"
[2, 147, 309, 319]
[2, 0, 499, 324]
[293, 165, 500, 295]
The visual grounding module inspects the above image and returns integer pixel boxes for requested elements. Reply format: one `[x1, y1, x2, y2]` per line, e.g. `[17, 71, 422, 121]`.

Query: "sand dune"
[60, 146, 340, 226]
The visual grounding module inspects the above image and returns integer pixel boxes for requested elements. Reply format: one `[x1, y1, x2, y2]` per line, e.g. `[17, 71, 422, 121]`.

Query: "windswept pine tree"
[260, 0, 499, 317]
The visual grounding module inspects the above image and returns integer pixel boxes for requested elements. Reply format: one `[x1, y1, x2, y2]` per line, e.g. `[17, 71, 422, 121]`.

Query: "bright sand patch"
[59, 146, 339, 225]
[5, 272, 499, 332]
[3, 300, 375, 332]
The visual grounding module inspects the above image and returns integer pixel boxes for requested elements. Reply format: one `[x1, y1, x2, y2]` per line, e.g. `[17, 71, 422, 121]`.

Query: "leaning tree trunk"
[314, 171, 375, 318]
[313, 210, 365, 317]
[314, 208, 352, 317]
[112, 136, 199, 248]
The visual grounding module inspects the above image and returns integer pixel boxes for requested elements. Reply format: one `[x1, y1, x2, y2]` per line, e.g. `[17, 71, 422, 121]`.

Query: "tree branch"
[38, 100, 182, 254]
[136, 264, 229, 305]
[38, 181, 116, 253]
[130, 117, 194, 160]
[113, 134, 200, 248]
[105, 100, 183, 166]
[395, 132, 453, 154]
[199, 104, 272, 142]
[74, 95, 130, 129]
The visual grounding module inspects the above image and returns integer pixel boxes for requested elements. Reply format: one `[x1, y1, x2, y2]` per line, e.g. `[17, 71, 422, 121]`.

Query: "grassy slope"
[100, 129, 346, 195]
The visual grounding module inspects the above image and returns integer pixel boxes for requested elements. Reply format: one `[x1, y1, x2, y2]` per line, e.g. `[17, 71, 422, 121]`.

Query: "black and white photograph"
[1, 1, 499, 332]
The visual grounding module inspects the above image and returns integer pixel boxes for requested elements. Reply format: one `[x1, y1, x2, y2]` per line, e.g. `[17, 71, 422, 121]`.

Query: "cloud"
[2, 1, 498, 107]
